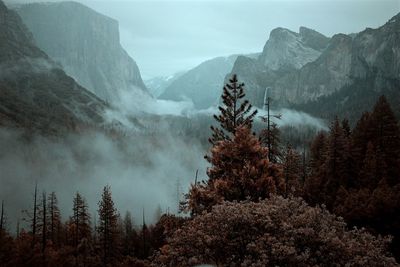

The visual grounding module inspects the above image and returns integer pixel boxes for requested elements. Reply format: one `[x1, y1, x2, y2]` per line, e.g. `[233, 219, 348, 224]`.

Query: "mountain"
[295, 13, 400, 121]
[145, 71, 185, 97]
[159, 55, 241, 109]
[15, 1, 149, 103]
[227, 26, 330, 107]
[0, 0, 108, 134]
[229, 17, 400, 120]
[259, 27, 329, 71]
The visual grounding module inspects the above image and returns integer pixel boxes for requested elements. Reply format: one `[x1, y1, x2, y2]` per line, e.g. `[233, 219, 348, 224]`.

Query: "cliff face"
[229, 16, 400, 115]
[0, 0, 107, 133]
[15, 1, 149, 103]
[259, 27, 329, 71]
[274, 33, 353, 104]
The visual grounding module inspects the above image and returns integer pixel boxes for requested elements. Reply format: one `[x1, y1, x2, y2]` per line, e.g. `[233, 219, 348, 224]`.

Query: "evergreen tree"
[260, 123, 281, 163]
[122, 211, 137, 257]
[323, 118, 350, 208]
[0, 200, 4, 232]
[40, 192, 47, 256]
[187, 127, 284, 215]
[98, 185, 120, 265]
[47, 192, 61, 247]
[303, 131, 328, 205]
[368, 95, 400, 185]
[71, 192, 91, 247]
[358, 142, 383, 189]
[209, 74, 257, 145]
[282, 144, 303, 196]
[259, 88, 282, 163]
[341, 118, 351, 137]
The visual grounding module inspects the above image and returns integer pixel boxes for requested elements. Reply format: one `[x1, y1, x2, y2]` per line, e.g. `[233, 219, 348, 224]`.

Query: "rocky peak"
[299, 26, 330, 51]
[258, 27, 323, 70]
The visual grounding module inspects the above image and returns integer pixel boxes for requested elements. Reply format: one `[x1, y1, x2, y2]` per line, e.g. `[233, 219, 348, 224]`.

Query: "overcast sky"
[10, 0, 400, 79]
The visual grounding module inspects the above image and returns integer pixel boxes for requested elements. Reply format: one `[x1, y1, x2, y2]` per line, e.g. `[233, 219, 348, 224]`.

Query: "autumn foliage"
[185, 127, 284, 215]
[155, 196, 397, 267]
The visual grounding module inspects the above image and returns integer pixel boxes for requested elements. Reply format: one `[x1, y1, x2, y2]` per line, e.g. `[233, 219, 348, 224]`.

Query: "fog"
[0, 128, 208, 231]
[0, 83, 327, 232]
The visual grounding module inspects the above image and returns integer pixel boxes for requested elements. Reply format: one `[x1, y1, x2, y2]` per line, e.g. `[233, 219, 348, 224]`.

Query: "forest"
[0, 75, 399, 266]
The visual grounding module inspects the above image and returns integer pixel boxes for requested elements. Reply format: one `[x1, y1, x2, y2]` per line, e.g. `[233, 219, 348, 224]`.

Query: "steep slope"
[159, 55, 240, 109]
[159, 53, 261, 109]
[15, 1, 149, 103]
[0, 0, 107, 134]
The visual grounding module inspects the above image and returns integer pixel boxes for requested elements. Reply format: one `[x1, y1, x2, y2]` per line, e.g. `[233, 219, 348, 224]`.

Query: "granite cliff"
[15, 1, 149, 103]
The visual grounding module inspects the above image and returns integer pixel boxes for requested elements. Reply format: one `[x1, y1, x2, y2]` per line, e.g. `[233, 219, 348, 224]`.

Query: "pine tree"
[303, 131, 328, 205]
[342, 118, 351, 137]
[260, 123, 281, 163]
[0, 200, 4, 232]
[71, 192, 91, 247]
[358, 142, 383, 189]
[122, 211, 137, 257]
[47, 192, 61, 247]
[187, 127, 284, 215]
[324, 117, 350, 208]
[368, 95, 400, 185]
[282, 144, 303, 196]
[97, 185, 120, 265]
[209, 74, 257, 145]
[40, 192, 47, 263]
[259, 88, 282, 163]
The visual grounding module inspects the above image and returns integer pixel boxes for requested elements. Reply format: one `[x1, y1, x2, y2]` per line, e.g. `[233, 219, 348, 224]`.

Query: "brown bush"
[155, 196, 398, 267]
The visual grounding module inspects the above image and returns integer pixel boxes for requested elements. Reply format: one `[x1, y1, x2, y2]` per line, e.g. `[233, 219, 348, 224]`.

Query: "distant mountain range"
[14, 1, 149, 103]
[145, 71, 185, 98]
[228, 15, 400, 121]
[1, 0, 398, 134]
[153, 13, 399, 122]
[158, 53, 260, 109]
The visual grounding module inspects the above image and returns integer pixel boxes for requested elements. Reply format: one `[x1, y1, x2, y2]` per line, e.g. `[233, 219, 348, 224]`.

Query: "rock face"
[0, 0, 107, 133]
[259, 27, 329, 71]
[159, 54, 259, 109]
[297, 13, 400, 121]
[229, 17, 400, 119]
[274, 33, 353, 105]
[15, 1, 149, 103]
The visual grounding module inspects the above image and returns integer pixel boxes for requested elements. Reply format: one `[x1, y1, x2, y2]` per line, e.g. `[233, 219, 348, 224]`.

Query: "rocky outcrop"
[15, 1, 149, 103]
[0, 0, 108, 134]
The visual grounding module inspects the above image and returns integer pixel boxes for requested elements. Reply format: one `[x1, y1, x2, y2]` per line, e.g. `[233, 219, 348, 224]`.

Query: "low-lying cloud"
[0, 128, 207, 231]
